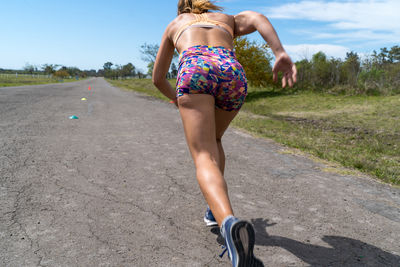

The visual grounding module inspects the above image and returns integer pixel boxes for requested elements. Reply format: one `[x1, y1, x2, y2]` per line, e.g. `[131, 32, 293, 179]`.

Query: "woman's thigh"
[178, 93, 239, 146]
[215, 108, 239, 140]
[177, 94, 219, 161]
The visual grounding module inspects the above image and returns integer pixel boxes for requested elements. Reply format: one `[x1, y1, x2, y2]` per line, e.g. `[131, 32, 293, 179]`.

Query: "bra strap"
[173, 13, 234, 46]
[173, 16, 200, 46]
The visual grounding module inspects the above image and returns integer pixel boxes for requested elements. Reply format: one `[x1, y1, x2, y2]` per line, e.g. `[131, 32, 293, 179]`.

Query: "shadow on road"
[210, 218, 400, 266]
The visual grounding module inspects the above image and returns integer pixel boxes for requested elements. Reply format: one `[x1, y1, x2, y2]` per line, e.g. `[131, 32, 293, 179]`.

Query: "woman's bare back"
[168, 12, 235, 53]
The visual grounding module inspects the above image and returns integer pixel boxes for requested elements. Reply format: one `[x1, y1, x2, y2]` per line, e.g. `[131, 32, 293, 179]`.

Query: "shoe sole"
[204, 217, 218, 227]
[231, 221, 264, 267]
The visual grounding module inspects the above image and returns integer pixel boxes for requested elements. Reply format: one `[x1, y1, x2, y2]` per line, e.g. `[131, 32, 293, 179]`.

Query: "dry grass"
[109, 78, 400, 185]
[0, 74, 78, 87]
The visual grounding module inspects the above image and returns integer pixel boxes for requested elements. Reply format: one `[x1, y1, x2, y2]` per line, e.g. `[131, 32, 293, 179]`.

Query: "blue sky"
[0, 0, 399, 72]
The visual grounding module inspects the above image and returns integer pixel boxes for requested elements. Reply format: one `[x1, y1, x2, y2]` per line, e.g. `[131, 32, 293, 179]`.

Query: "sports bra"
[173, 13, 234, 47]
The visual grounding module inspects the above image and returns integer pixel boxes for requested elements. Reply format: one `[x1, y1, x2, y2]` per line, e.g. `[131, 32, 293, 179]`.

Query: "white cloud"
[265, 0, 399, 30]
[284, 44, 350, 61]
[264, 0, 400, 43]
[314, 30, 396, 44]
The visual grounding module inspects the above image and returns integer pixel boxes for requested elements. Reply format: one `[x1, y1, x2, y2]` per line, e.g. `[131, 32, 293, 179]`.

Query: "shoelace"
[219, 245, 228, 258]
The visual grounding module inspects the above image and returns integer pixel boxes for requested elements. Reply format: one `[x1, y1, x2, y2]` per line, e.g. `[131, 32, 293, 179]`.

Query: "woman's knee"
[194, 151, 219, 167]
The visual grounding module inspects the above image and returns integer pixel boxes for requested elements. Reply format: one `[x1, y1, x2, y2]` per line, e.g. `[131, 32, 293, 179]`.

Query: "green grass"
[0, 74, 80, 87]
[109, 78, 400, 185]
[107, 78, 175, 101]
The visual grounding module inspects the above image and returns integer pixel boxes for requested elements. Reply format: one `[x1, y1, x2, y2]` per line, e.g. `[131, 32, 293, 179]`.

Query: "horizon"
[1, 0, 399, 72]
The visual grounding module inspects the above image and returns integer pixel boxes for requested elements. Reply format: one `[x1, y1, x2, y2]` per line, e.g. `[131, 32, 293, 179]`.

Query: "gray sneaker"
[220, 216, 264, 267]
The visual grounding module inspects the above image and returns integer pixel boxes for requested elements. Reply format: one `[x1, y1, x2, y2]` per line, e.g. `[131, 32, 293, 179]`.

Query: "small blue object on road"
[69, 115, 79, 119]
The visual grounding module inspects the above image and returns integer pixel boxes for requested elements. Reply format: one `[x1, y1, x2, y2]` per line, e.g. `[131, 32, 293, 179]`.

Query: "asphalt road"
[1, 78, 399, 267]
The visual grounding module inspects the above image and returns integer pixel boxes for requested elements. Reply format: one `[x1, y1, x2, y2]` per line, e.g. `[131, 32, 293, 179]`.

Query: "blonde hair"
[177, 0, 223, 15]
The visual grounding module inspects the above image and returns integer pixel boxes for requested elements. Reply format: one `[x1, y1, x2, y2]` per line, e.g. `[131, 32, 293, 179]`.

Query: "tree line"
[0, 64, 97, 79]
[294, 46, 400, 95]
[100, 62, 141, 79]
[233, 38, 400, 95]
[139, 38, 399, 95]
[101, 43, 179, 79]
[3, 40, 398, 95]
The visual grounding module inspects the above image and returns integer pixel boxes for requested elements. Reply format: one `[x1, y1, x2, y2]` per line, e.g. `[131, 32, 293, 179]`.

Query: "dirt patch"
[243, 111, 400, 142]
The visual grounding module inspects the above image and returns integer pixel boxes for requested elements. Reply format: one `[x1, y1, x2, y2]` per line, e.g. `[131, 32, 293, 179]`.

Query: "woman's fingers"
[274, 57, 297, 87]
[281, 75, 287, 88]
[280, 71, 295, 88]
[288, 76, 293, 88]
[273, 69, 278, 83]
[292, 65, 298, 83]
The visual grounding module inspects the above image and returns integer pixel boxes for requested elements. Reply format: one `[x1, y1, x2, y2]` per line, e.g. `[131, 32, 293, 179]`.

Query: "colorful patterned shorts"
[176, 45, 247, 111]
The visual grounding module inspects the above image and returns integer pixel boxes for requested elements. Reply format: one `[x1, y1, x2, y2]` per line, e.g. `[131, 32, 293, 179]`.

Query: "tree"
[328, 57, 342, 86]
[147, 61, 155, 76]
[388, 45, 400, 63]
[371, 50, 380, 66]
[140, 43, 159, 64]
[97, 69, 105, 77]
[137, 70, 144, 79]
[233, 37, 273, 87]
[24, 63, 37, 74]
[103, 62, 113, 71]
[343, 51, 360, 86]
[42, 64, 58, 75]
[84, 69, 97, 77]
[102, 62, 115, 79]
[310, 51, 330, 88]
[54, 70, 69, 79]
[140, 43, 180, 77]
[140, 43, 159, 75]
[295, 59, 312, 89]
[377, 47, 390, 64]
[170, 63, 178, 78]
[65, 67, 81, 77]
[121, 63, 136, 78]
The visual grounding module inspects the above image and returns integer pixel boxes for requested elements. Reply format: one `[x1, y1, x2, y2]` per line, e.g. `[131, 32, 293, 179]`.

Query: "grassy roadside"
[108, 78, 174, 101]
[108, 78, 400, 185]
[0, 75, 82, 87]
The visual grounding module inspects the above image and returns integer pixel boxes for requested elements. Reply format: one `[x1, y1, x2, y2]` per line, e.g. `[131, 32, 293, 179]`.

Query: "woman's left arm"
[152, 27, 177, 104]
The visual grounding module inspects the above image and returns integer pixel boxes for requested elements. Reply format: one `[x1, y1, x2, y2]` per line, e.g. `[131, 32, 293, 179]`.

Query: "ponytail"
[177, 0, 223, 15]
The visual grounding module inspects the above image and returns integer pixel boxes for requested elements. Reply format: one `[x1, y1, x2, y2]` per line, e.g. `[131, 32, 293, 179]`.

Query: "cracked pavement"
[1, 78, 399, 266]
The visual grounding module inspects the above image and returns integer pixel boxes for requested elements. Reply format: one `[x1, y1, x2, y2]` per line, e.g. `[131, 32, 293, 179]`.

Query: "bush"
[54, 70, 69, 79]
[234, 37, 273, 88]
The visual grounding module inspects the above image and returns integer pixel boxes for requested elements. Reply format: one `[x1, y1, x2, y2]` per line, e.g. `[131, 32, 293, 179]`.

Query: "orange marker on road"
[88, 86, 91, 91]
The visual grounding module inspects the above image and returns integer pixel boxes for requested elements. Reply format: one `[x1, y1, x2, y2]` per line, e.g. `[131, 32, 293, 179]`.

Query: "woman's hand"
[273, 53, 297, 88]
[234, 11, 297, 88]
[171, 98, 178, 108]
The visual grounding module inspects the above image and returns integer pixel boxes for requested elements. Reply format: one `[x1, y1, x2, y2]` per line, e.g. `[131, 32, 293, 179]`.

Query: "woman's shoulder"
[164, 14, 190, 38]
[207, 12, 234, 21]
[166, 13, 193, 31]
[234, 10, 263, 20]
[170, 13, 194, 25]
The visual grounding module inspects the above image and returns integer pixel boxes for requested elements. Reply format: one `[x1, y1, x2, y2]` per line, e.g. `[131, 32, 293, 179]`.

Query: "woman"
[152, 0, 297, 266]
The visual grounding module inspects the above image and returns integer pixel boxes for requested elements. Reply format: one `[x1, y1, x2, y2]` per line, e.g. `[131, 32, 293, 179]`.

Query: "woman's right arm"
[234, 11, 297, 88]
[234, 11, 285, 57]
[152, 23, 177, 105]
